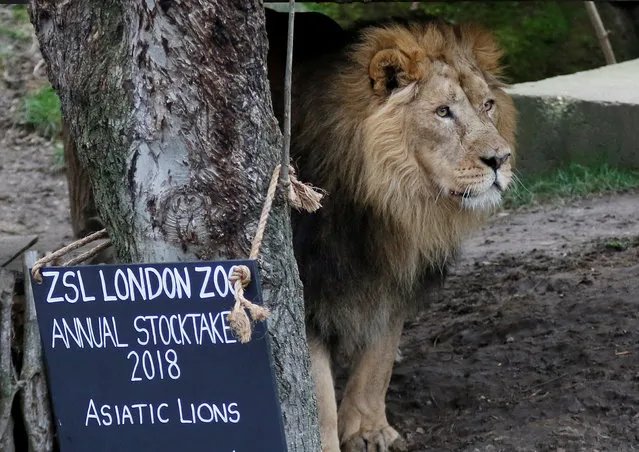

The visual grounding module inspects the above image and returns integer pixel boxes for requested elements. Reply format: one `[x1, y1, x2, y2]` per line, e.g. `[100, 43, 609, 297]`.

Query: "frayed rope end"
[288, 166, 325, 213]
[227, 308, 252, 344]
[247, 303, 270, 322]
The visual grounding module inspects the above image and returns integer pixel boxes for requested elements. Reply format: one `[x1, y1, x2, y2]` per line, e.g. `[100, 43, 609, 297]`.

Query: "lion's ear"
[462, 24, 503, 77]
[369, 48, 424, 95]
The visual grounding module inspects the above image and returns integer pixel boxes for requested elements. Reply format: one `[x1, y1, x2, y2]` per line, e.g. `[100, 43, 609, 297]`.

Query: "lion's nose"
[480, 152, 511, 171]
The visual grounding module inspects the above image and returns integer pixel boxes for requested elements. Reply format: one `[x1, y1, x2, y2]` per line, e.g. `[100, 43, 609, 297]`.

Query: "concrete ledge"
[507, 58, 639, 176]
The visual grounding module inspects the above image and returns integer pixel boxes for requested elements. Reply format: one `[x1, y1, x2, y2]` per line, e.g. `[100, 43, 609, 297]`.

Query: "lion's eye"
[484, 99, 495, 112]
[436, 105, 452, 118]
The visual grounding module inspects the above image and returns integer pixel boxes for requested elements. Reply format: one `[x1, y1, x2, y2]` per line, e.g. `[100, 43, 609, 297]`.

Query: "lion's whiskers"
[459, 185, 472, 212]
[511, 171, 529, 192]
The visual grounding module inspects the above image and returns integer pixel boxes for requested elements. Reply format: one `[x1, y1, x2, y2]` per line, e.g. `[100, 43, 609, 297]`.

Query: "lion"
[267, 11, 517, 452]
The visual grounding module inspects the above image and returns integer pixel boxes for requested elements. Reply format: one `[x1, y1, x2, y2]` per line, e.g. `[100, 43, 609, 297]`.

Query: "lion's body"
[267, 11, 517, 451]
[288, 41, 471, 353]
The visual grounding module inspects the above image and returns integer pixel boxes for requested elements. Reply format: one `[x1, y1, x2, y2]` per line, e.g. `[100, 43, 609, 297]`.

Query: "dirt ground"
[389, 194, 639, 452]
[0, 6, 74, 264]
[2, 7, 639, 452]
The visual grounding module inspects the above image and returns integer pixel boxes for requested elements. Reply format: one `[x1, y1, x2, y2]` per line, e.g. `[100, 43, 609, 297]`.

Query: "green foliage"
[11, 5, 30, 24]
[0, 26, 29, 41]
[602, 240, 629, 252]
[0, 5, 31, 42]
[19, 85, 63, 139]
[504, 164, 639, 208]
[0, 5, 34, 71]
[303, 2, 604, 83]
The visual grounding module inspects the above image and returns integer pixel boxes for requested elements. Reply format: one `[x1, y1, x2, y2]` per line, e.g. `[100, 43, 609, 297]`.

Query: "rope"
[62, 240, 112, 267]
[31, 229, 109, 283]
[249, 164, 283, 261]
[227, 163, 323, 343]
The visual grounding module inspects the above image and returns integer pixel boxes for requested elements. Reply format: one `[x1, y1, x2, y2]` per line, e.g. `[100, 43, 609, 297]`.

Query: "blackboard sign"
[30, 260, 288, 452]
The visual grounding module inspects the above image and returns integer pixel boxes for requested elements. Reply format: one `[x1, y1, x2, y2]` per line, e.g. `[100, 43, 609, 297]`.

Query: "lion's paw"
[341, 426, 406, 452]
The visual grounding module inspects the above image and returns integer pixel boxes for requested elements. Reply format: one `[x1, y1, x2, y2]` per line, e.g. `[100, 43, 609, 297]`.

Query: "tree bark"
[29, 1, 320, 450]
[62, 121, 100, 239]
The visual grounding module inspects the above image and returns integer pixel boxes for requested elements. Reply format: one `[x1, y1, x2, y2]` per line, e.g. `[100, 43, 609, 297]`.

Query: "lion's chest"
[292, 205, 448, 350]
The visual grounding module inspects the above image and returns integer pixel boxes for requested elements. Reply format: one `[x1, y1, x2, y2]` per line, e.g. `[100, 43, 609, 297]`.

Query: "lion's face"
[407, 61, 513, 211]
[357, 21, 517, 216]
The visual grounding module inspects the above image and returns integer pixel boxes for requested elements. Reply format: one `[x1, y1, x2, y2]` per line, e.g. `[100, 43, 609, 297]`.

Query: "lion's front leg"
[309, 335, 341, 452]
[338, 318, 406, 452]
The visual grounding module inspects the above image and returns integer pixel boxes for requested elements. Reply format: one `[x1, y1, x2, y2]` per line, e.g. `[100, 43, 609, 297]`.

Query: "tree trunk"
[29, 1, 320, 450]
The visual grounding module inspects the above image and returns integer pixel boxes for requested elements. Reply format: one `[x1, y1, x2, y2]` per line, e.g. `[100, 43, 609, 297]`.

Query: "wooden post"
[20, 251, 54, 452]
[0, 269, 17, 452]
[585, 1, 617, 65]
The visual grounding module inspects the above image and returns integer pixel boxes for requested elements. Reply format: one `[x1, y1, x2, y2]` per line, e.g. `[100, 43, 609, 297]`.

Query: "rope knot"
[226, 265, 270, 343]
[229, 264, 251, 288]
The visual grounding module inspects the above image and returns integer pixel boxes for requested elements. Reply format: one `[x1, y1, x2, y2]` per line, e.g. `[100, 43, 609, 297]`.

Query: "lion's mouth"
[449, 190, 473, 199]
[450, 181, 505, 199]
[448, 183, 505, 211]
